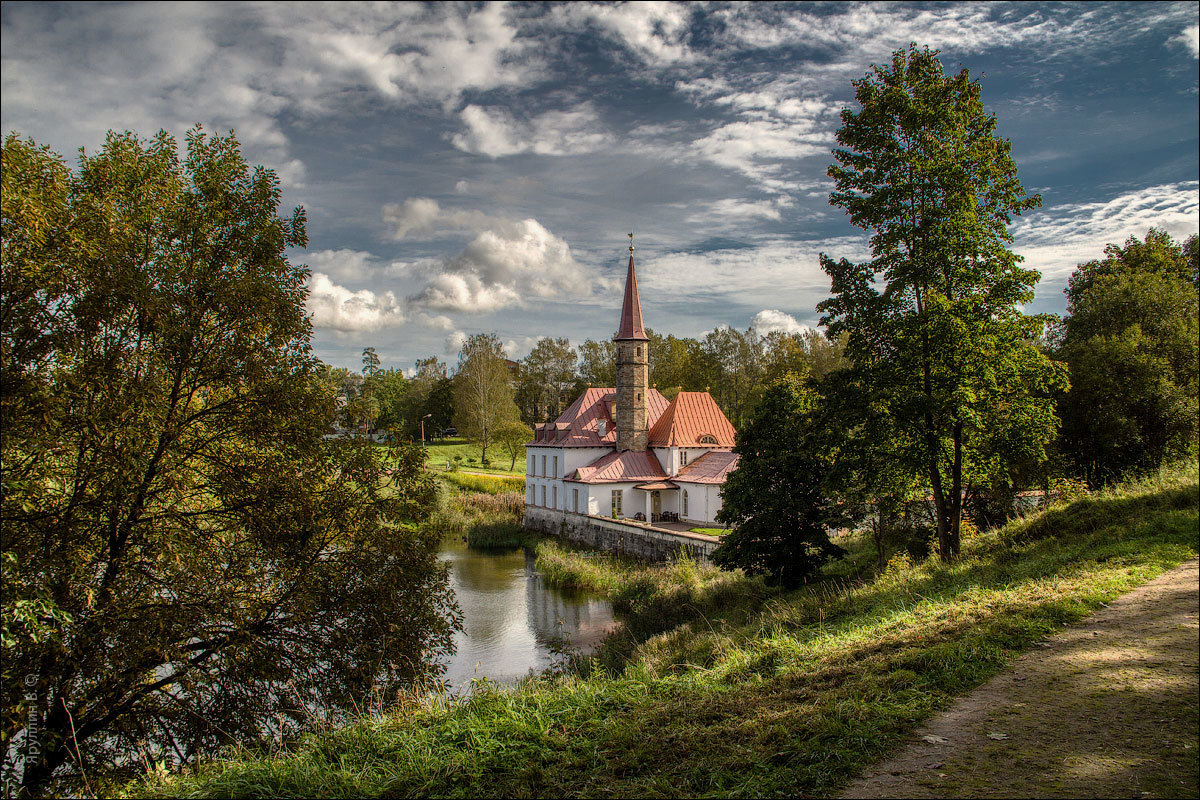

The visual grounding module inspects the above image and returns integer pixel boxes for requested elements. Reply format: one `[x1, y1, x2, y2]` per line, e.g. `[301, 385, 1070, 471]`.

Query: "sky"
[3, 1, 1198, 373]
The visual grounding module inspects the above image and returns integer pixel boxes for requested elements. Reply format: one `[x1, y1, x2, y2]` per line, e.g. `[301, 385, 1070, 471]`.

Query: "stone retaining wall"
[524, 506, 719, 562]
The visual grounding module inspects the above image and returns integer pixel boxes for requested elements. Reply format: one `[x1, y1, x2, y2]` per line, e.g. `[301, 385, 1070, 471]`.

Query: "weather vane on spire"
[628, 232, 634, 253]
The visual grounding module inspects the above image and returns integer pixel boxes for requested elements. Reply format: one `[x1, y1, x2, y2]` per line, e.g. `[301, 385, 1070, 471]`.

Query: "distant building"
[523, 242, 738, 527]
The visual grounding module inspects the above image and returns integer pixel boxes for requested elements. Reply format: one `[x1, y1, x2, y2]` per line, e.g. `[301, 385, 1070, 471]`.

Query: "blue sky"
[3, 1, 1197, 372]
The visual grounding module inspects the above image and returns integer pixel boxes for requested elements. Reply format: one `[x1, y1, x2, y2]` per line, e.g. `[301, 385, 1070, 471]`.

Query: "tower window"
[637, 392, 642, 402]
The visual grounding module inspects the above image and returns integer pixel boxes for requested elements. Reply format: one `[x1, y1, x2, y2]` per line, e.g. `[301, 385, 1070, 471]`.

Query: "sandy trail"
[840, 557, 1200, 799]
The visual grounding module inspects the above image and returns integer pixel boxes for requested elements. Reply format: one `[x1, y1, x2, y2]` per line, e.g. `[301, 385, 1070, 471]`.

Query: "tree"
[515, 337, 576, 424]
[577, 338, 616, 387]
[0, 129, 459, 793]
[1057, 229, 1199, 484]
[361, 346, 380, 375]
[367, 367, 410, 432]
[453, 333, 519, 463]
[495, 420, 534, 471]
[712, 376, 845, 587]
[818, 44, 1063, 561]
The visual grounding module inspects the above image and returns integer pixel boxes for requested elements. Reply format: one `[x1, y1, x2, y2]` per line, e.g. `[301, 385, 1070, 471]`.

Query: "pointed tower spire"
[616, 233, 648, 341]
[614, 234, 650, 450]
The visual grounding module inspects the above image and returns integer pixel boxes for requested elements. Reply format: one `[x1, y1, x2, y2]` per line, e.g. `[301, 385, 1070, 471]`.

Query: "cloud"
[502, 336, 541, 359]
[750, 309, 810, 336]
[306, 273, 405, 332]
[0, 3, 536, 187]
[1012, 181, 1200, 281]
[303, 248, 380, 283]
[451, 103, 613, 158]
[399, 208, 591, 312]
[551, 1, 697, 66]
[1171, 24, 1199, 58]
[445, 330, 468, 355]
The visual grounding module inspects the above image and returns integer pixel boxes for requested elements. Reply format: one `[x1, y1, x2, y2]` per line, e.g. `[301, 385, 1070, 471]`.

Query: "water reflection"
[438, 538, 617, 692]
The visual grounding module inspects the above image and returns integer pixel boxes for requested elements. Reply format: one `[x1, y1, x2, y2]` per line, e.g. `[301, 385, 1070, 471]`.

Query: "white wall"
[525, 446, 612, 510]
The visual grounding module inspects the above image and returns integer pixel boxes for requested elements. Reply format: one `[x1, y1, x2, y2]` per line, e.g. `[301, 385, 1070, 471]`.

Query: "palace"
[523, 239, 738, 528]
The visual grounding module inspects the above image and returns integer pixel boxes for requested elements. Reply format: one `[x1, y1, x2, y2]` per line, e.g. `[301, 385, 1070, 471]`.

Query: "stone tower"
[614, 237, 649, 451]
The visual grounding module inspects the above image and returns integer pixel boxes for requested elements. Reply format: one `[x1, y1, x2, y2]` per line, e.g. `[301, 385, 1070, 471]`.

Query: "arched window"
[683, 490, 689, 517]
[698, 434, 718, 445]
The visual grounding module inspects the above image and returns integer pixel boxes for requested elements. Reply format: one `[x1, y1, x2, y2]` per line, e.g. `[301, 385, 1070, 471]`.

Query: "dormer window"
[698, 434, 718, 445]
[598, 419, 607, 436]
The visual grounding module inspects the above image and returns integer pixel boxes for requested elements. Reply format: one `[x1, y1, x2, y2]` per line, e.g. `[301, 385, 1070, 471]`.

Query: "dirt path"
[840, 557, 1200, 799]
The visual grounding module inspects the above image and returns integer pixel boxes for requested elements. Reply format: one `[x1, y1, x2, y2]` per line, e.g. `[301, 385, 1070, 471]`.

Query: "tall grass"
[138, 461, 1199, 799]
[440, 471, 525, 494]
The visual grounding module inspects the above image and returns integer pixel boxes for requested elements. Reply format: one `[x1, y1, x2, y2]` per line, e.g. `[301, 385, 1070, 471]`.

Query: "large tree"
[515, 337, 577, 424]
[818, 45, 1063, 560]
[453, 333, 519, 463]
[712, 376, 845, 587]
[0, 130, 458, 793]
[1056, 229, 1199, 484]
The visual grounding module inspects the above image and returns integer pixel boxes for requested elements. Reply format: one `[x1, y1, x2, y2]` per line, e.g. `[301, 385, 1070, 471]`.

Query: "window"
[636, 346, 641, 358]
[683, 490, 689, 518]
[552, 485, 558, 509]
[552, 455, 558, 478]
[597, 419, 606, 436]
[681, 449, 689, 467]
[527, 485, 534, 504]
[573, 488, 579, 512]
[611, 489, 622, 517]
[540, 485, 546, 507]
[541, 454, 546, 476]
[698, 434, 718, 445]
[636, 392, 642, 402]
[528, 454, 534, 475]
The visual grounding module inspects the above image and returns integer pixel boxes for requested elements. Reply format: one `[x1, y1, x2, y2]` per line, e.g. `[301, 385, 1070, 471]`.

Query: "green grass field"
[137, 461, 1199, 799]
[421, 438, 525, 475]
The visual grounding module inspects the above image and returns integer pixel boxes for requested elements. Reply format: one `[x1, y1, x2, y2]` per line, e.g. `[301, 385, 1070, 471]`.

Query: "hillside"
[137, 462, 1199, 798]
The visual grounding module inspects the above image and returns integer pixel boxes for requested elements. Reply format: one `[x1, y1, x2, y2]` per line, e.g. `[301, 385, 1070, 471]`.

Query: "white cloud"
[686, 197, 795, 225]
[502, 336, 541, 359]
[750, 309, 810, 336]
[1012, 181, 1200, 281]
[1171, 24, 1199, 58]
[411, 217, 590, 312]
[0, 3, 536, 187]
[451, 103, 613, 158]
[306, 273, 405, 332]
[551, 1, 696, 66]
[303, 248, 379, 283]
[445, 330, 468, 355]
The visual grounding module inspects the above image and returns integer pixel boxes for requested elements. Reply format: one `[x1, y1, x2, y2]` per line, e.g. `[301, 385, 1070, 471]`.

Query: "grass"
[136, 461, 1199, 799]
[689, 526, 729, 536]
[440, 471, 525, 494]
[423, 438, 525, 475]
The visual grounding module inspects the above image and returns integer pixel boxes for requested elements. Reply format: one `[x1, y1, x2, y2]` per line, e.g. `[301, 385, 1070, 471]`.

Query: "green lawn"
[421, 438, 525, 475]
[138, 461, 1199, 799]
[690, 526, 729, 536]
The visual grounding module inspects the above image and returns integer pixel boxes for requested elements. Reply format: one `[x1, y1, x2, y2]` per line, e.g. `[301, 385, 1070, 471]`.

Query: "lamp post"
[420, 413, 432, 447]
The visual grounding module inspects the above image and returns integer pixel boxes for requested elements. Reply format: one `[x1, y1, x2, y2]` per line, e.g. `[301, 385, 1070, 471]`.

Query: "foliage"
[818, 44, 1063, 560]
[1056, 229, 1199, 485]
[0, 129, 458, 793]
[139, 462, 1198, 799]
[515, 337, 577, 424]
[452, 333, 520, 464]
[494, 419, 533, 471]
[576, 338, 616, 387]
[439, 471, 525, 495]
[712, 376, 846, 586]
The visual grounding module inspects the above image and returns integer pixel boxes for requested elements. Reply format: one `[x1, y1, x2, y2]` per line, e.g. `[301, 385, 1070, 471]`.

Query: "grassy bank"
[137, 462, 1199, 798]
[426, 472, 537, 550]
[423, 438, 525, 475]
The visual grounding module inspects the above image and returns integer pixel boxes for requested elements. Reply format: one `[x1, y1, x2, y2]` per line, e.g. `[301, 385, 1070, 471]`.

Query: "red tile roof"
[615, 253, 648, 341]
[674, 450, 739, 484]
[647, 391, 737, 447]
[530, 387, 670, 447]
[568, 449, 667, 484]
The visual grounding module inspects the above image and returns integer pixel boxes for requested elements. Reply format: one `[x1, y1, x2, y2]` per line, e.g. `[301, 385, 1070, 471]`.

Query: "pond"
[438, 537, 617, 692]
